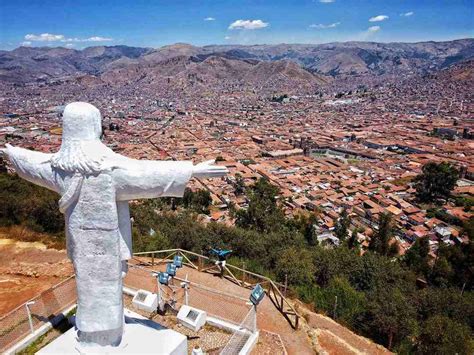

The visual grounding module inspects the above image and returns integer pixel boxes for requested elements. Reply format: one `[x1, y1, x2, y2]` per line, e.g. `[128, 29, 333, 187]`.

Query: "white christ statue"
[1, 102, 228, 347]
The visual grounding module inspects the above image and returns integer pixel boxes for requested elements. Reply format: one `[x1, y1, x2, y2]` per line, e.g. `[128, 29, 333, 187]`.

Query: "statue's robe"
[5, 145, 193, 344]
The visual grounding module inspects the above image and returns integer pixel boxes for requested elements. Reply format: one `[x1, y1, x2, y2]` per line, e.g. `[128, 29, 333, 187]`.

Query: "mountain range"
[0, 39, 473, 90]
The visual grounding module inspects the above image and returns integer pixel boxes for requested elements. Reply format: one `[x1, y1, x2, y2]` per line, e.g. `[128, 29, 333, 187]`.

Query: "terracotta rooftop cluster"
[1, 74, 472, 258]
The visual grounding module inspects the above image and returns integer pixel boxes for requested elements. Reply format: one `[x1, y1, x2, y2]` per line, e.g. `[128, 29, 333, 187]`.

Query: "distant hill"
[0, 45, 151, 83]
[0, 39, 472, 88]
[204, 39, 474, 76]
[430, 58, 474, 83]
[100, 54, 329, 93]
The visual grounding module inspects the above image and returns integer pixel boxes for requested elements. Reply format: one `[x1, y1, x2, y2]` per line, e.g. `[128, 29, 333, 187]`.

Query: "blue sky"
[0, 0, 472, 50]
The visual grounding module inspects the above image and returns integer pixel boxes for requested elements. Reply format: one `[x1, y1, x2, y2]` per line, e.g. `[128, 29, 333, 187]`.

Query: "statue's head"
[51, 102, 112, 175]
[62, 102, 102, 142]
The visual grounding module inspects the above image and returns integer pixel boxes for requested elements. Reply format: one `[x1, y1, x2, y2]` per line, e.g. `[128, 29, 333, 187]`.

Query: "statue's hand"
[193, 159, 228, 179]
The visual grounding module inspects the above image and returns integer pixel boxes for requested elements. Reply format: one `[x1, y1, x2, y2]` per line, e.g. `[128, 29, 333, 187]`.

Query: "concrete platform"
[38, 309, 187, 354]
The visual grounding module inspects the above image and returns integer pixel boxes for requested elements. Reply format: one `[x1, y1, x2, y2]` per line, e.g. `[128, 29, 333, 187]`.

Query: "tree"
[351, 251, 417, 293]
[417, 315, 474, 355]
[235, 178, 285, 233]
[275, 246, 315, 285]
[369, 213, 397, 256]
[314, 277, 366, 327]
[430, 239, 474, 290]
[415, 288, 474, 329]
[234, 173, 245, 196]
[404, 237, 430, 277]
[429, 257, 454, 288]
[463, 216, 474, 240]
[347, 229, 360, 250]
[182, 188, 212, 214]
[366, 287, 417, 350]
[334, 208, 350, 242]
[312, 246, 354, 286]
[414, 162, 458, 203]
[0, 173, 64, 236]
[292, 211, 319, 246]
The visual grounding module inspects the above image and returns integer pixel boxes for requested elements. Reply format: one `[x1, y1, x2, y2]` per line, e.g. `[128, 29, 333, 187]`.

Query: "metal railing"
[124, 262, 254, 353]
[124, 263, 251, 326]
[0, 276, 76, 353]
[220, 306, 257, 355]
[133, 248, 300, 329]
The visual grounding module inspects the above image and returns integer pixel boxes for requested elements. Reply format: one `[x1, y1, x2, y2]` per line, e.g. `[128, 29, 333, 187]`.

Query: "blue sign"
[250, 284, 265, 306]
[173, 255, 183, 268]
[166, 263, 177, 277]
[158, 272, 169, 285]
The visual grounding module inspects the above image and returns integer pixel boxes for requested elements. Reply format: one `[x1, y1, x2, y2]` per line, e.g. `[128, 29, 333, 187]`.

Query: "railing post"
[242, 262, 246, 284]
[25, 301, 35, 334]
[198, 256, 203, 271]
[151, 253, 154, 266]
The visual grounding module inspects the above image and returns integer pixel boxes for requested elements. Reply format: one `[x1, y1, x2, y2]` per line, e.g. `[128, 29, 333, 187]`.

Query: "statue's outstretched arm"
[1, 144, 60, 193]
[112, 156, 227, 201]
[192, 159, 229, 179]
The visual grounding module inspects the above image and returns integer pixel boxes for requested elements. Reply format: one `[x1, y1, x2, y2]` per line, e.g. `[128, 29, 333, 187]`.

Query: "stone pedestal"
[38, 309, 187, 354]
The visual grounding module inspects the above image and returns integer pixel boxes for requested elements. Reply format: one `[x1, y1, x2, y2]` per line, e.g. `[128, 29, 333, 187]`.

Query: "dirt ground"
[0, 238, 72, 316]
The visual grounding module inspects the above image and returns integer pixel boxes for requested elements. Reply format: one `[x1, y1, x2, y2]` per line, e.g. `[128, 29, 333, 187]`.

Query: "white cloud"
[84, 36, 113, 42]
[21, 41, 32, 46]
[65, 43, 74, 48]
[367, 26, 381, 33]
[204, 17, 215, 21]
[401, 12, 414, 17]
[319, 0, 335, 3]
[309, 22, 340, 29]
[25, 33, 65, 41]
[62, 36, 112, 42]
[224, 36, 231, 40]
[24, 33, 112, 43]
[228, 19, 269, 30]
[369, 15, 389, 22]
